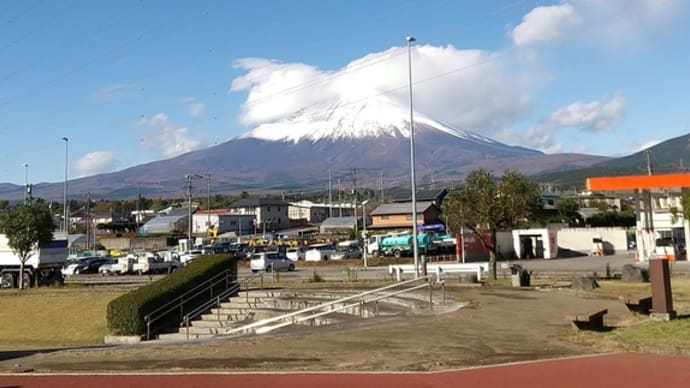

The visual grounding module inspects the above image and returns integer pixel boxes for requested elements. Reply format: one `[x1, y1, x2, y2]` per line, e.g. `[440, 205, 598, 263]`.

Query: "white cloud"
[231, 45, 533, 133]
[139, 113, 204, 158]
[511, 0, 686, 49]
[635, 139, 662, 152]
[495, 127, 564, 154]
[73, 151, 118, 178]
[496, 94, 626, 153]
[188, 103, 205, 117]
[544, 93, 626, 132]
[91, 84, 139, 101]
[510, 3, 582, 47]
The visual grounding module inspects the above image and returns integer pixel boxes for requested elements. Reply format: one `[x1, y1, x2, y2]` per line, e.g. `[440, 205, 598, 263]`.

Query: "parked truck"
[380, 232, 435, 258]
[0, 234, 68, 288]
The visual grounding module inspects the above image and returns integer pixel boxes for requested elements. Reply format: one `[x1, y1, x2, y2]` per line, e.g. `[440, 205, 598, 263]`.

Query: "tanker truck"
[380, 232, 435, 258]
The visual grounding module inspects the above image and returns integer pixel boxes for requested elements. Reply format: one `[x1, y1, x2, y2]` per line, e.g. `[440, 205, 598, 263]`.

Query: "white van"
[305, 244, 336, 261]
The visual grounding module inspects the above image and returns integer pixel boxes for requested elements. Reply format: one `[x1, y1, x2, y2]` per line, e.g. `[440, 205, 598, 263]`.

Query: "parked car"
[250, 252, 295, 272]
[332, 241, 362, 260]
[97, 258, 118, 275]
[62, 256, 111, 276]
[179, 249, 202, 265]
[305, 243, 337, 261]
[99, 255, 136, 275]
[286, 246, 306, 261]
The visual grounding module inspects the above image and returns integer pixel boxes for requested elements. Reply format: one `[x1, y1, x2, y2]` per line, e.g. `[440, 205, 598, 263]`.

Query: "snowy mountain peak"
[238, 96, 496, 144]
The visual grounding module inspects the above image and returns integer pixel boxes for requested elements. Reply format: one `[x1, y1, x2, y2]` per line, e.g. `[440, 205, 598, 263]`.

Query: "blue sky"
[1, 0, 689, 185]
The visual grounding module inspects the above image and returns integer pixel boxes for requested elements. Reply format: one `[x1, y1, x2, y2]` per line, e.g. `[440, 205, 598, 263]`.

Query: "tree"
[556, 197, 581, 225]
[443, 170, 540, 279]
[0, 203, 55, 289]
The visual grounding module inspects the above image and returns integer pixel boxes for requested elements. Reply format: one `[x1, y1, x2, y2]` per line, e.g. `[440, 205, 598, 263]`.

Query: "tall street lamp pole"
[406, 35, 420, 278]
[22, 163, 28, 204]
[62, 137, 69, 234]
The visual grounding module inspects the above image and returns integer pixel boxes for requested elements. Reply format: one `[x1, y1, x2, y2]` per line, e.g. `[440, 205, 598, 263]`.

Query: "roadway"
[65, 251, 689, 286]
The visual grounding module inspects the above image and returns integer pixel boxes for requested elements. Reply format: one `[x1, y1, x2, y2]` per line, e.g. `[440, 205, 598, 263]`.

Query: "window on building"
[381, 215, 390, 220]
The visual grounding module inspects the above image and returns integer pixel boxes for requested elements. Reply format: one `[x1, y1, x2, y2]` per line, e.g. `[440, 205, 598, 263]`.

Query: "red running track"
[2, 353, 689, 388]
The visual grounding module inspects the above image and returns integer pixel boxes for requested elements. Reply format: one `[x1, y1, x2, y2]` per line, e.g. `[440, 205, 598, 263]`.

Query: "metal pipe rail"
[182, 283, 241, 339]
[222, 274, 439, 336]
[179, 272, 265, 339]
[144, 268, 235, 340]
[255, 282, 431, 334]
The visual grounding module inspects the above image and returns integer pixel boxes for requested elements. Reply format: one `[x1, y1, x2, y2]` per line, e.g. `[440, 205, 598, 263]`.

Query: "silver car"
[250, 252, 295, 272]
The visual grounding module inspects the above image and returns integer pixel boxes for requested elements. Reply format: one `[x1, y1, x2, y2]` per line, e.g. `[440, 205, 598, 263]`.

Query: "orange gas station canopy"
[586, 173, 690, 191]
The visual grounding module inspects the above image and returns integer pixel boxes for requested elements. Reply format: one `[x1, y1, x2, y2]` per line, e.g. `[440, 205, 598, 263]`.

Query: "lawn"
[0, 287, 126, 351]
[573, 277, 690, 354]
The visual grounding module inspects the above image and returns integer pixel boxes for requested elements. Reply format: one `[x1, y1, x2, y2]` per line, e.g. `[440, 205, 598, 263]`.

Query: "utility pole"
[185, 174, 195, 251]
[328, 168, 333, 218]
[338, 179, 342, 217]
[136, 182, 140, 226]
[85, 192, 91, 251]
[645, 149, 653, 176]
[352, 168, 358, 236]
[206, 175, 211, 231]
[379, 171, 384, 203]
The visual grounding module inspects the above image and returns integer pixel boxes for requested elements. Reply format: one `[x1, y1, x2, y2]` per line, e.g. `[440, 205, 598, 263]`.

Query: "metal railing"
[222, 274, 442, 336]
[179, 271, 266, 339]
[144, 268, 236, 340]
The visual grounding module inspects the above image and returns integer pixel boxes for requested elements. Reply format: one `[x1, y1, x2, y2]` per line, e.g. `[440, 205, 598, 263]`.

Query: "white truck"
[132, 252, 181, 275]
[0, 234, 68, 288]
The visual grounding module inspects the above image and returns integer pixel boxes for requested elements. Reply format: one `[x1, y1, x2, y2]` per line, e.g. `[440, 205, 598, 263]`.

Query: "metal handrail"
[182, 283, 241, 338]
[240, 271, 264, 303]
[222, 274, 438, 336]
[144, 268, 235, 340]
[256, 282, 431, 334]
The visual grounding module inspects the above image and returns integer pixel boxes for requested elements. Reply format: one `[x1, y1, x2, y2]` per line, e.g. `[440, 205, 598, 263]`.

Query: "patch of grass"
[573, 277, 690, 353]
[0, 288, 125, 350]
[308, 271, 323, 283]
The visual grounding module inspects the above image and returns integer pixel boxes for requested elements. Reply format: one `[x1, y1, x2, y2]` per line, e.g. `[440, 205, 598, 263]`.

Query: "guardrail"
[388, 262, 489, 281]
[144, 268, 236, 340]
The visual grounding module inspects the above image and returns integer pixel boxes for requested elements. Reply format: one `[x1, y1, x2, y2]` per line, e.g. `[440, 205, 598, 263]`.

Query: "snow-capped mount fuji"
[0, 97, 608, 200]
[240, 96, 499, 145]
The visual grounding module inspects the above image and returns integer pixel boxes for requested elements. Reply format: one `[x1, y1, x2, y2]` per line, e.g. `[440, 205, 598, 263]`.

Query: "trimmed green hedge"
[107, 255, 237, 336]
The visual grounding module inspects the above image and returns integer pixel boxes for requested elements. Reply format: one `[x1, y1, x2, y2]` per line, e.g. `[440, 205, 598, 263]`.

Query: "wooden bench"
[625, 296, 652, 315]
[571, 309, 608, 330]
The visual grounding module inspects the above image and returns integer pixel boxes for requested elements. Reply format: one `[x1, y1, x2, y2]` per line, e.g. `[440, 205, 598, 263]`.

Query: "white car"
[250, 252, 295, 272]
[179, 249, 202, 265]
[286, 247, 306, 261]
[305, 244, 337, 261]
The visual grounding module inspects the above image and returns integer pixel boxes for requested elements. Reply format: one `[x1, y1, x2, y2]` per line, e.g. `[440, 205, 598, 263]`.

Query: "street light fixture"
[62, 137, 69, 234]
[406, 35, 420, 278]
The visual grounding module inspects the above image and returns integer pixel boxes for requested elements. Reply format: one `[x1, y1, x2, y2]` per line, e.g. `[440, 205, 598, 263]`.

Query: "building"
[288, 200, 354, 223]
[369, 201, 442, 230]
[192, 209, 231, 234]
[229, 198, 289, 232]
[139, 208, 188, 235]
[389, 188, 448, 206]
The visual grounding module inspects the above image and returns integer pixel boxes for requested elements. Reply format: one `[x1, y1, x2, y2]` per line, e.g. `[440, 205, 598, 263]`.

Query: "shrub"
[107, 255, 237, 336]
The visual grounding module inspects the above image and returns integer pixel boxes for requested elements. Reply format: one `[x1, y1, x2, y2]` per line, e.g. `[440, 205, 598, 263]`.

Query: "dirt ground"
[0, 282, 635, 373]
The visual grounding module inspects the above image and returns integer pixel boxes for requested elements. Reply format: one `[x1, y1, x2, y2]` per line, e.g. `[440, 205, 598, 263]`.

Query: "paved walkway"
[2, 353, 689, 387]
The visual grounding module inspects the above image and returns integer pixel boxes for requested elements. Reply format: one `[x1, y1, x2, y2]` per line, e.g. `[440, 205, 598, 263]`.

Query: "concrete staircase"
[156, 289, 372, 341]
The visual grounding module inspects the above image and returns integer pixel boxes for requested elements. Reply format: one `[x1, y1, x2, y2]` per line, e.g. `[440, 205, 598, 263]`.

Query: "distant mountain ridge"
[536, 133, 690, 186]
[0, 97, 610, 200]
